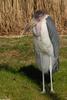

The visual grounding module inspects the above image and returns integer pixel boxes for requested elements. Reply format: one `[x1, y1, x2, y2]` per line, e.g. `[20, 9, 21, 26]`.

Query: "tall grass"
[0, 0, 67, 35]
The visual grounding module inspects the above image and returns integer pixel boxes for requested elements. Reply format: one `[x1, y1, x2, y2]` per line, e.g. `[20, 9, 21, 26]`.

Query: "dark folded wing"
[46, 16, 60, 71]
[46, 16, 59, 58]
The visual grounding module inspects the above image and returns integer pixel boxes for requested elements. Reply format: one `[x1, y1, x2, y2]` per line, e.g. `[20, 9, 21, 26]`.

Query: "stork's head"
[24, 10, 46, 33]
[32, 10, 45, 22]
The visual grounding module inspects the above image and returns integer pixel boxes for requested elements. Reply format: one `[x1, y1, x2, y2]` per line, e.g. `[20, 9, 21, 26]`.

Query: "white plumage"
[33, 15, 54, 72]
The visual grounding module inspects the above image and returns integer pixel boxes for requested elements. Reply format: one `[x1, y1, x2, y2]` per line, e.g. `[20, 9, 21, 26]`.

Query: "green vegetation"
[0, 36, 67, 100]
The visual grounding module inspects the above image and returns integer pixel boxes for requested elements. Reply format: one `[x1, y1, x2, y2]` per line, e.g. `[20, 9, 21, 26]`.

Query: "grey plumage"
[46, 16, 59, 72]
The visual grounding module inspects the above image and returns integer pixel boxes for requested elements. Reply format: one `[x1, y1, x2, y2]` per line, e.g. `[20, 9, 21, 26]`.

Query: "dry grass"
[0, 0, 67, 36]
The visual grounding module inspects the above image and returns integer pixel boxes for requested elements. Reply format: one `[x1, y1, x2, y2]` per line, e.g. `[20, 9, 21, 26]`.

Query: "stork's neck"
[32, 14, 49, 37]
[41, 14, 49, 21]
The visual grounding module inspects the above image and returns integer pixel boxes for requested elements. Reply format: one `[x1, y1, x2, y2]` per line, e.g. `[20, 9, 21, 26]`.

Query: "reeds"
[0, 0, 67, 35]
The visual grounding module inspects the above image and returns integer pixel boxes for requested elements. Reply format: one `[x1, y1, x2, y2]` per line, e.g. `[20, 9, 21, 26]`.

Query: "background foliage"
[0, 0, 67, 35]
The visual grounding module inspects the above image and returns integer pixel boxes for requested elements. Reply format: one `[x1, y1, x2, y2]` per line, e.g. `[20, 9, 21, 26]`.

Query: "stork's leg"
[41, 71, 46, 93]
[49, 57, 54, 92]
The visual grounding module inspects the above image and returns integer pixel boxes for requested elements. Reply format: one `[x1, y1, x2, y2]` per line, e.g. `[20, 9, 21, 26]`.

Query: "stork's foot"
[50, 89, 55, 93]
[41, 90, 46, 94]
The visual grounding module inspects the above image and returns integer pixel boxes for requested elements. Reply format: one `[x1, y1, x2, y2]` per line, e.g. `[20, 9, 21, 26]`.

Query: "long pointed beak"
[23, 19, 36, 33]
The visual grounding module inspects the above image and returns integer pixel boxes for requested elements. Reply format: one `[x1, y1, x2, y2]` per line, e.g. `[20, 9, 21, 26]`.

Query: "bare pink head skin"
[23, 10, 46, 33]
[32, 10, 46, 22]
[32, 10, 46, 36]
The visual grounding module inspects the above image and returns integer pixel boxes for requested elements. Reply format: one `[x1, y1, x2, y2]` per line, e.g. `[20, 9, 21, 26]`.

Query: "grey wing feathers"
[46, 16, 59, 58]
[46, 16, 60, 72]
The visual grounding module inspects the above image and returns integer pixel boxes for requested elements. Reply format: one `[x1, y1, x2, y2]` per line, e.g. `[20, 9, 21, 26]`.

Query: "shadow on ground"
[47, 93, 64, 100]
[19, 65, 51, 87]
[19, 65, 42, 85]
[0, 64, 64, 100]
[19, 65, 64, 100]
[0, 63, 17, 74]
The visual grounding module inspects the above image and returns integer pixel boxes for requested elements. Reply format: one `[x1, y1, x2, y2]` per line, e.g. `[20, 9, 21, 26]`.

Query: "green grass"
[0, 36, 67, 100]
